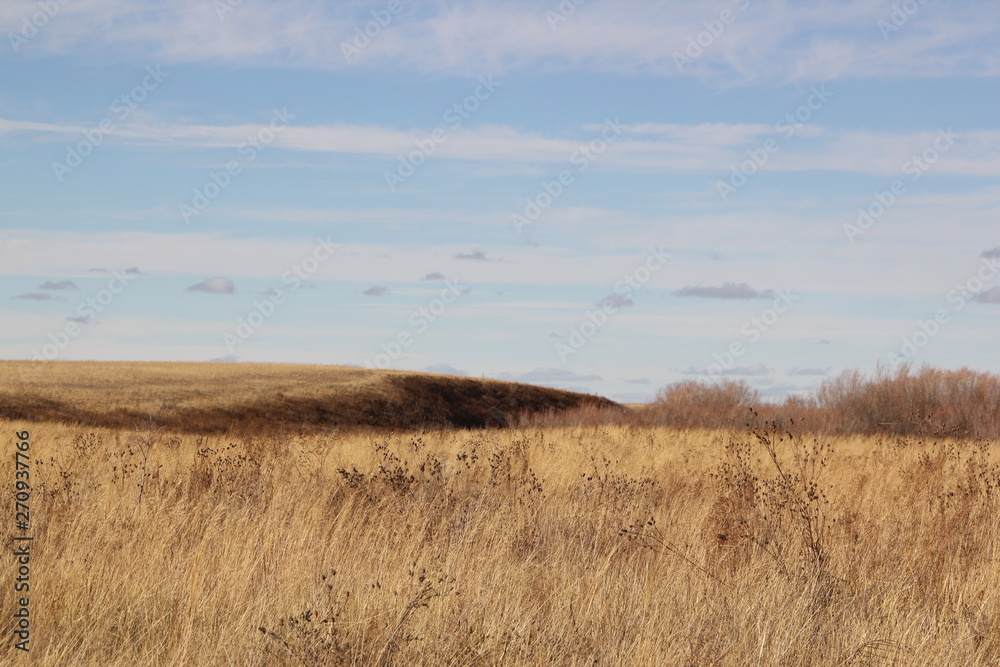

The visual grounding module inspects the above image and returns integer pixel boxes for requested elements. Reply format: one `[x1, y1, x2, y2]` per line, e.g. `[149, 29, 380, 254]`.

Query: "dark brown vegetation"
[0, 361, 617, 433]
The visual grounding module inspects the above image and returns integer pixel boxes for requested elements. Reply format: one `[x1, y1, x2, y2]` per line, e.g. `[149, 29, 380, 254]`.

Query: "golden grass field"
[3, 362, 1000, 665]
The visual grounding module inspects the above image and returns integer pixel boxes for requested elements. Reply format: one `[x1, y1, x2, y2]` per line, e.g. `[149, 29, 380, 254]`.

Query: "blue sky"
[2, 0, 999, 402]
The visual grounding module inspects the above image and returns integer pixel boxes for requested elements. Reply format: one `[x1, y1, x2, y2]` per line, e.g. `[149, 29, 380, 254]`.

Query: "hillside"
[0, 360, 621, 433]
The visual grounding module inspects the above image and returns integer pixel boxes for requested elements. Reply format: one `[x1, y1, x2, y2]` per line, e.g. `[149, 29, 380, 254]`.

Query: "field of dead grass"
[0, 361, 617, 432]
[4, 412, 1000, 665]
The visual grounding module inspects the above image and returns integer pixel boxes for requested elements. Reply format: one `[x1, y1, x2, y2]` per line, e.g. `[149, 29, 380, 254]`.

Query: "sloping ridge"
[0, 361, 620, 433]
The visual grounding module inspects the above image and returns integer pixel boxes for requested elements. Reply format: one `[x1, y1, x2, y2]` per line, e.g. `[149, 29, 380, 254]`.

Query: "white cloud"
[4, 113, 998, 177]
[4, 1, 998, 82]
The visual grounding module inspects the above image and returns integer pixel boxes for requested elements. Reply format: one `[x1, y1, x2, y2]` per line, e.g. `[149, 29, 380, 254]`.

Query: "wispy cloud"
[3, 113, 998, 177]
[6, 1, 998, 82]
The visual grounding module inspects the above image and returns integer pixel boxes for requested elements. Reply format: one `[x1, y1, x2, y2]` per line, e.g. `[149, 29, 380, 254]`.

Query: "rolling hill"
[0, 360, 621, 433]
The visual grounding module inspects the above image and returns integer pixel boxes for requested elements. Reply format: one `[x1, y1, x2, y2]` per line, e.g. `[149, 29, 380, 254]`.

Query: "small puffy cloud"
[421, 363, 469, 376]
[421, 272, 446, 281]
[981, 247, 1000, 259]
[788, 367, 829, 376]
[674, 282, 772, 299]
[455, 251, 489, 261]
[40, 280, 78, 290]
[973, 287, 1000, 304]
[363, 285, 390, 296]
[598, 293, 634, 309]
[186, 277, 235, 294]
[625, 377, 651, 384]
[11, 292, 57, 301]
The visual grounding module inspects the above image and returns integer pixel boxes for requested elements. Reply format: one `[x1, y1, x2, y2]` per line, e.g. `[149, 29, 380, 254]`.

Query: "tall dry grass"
[4, 416, 1000, 665]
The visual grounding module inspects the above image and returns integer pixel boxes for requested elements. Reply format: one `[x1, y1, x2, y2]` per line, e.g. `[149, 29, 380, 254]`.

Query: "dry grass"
[4, 413, 1000, 665]
[0, 361, 616, 433]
